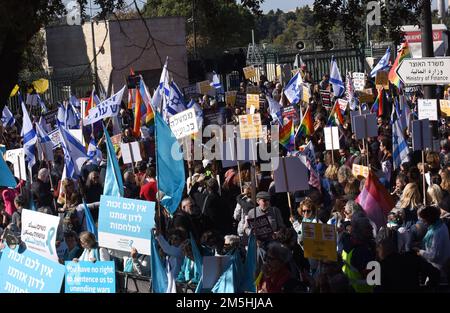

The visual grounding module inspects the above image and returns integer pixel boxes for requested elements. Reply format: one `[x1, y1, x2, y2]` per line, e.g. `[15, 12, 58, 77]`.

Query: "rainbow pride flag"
[388, 41, 411, 89]
[297, 106, 314, 137]
[280, 119, 294, 151]
[327, 100, 344, 126]
[371, 88, 384, 117]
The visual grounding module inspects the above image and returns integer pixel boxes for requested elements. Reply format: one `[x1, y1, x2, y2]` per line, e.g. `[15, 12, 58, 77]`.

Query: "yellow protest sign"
[9, 84, 19, 97]
[238, 114, 262, 139]
[440, 99, 450, 117]
[302, 222, 337, 262]
[352, 164, 369, 179]
[246, 94, 260, 110]
[375, 71, 389, 90]
[197, 80, 213, 95]
[243, 66, 256, 80]
[302, 85, 310, 103]
[32, 78, 49, 93]
[225, 91, 237, 106]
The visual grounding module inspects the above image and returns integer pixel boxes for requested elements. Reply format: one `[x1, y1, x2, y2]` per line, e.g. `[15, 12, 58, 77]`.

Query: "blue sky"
[261, 0, 314, 13]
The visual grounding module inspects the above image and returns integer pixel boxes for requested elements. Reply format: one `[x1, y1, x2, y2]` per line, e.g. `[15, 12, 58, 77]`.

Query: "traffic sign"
[396, 57, 450, 85]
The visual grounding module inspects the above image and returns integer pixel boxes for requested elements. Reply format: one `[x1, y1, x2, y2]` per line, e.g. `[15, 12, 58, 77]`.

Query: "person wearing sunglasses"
[290, 198, 317, 242]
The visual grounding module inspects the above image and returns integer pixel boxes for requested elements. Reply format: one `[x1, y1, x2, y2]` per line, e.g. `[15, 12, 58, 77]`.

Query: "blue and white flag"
[36, 122, 54, 162]
[163, 81, 187, 122]
[21, 98, 37, 172]
[392, 119, 410, 170]
[330, 57, 345, 98]
[186, 99, 203, 130]
[283, 72, 303, 104]
[210, 71, 223, 91]
[57, 102, 79, 129]
[370, 47, 391, 78]
[2, 106, 15, 127]
[87, 136, 102, 165]
[152, 57, 170, 112]
[69, 94, 80, 108]
[58, 126, 89, 179]
[267, 96, 283, 125]
[37, 94, 48, 114]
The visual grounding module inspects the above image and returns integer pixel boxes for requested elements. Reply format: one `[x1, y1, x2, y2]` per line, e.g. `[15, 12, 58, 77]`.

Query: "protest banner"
[246, 94, 260, 110]
[375, 71, 389, 90]
[235, 92, 247, 108]
[352, 164, 369, 178]
[246, 215, 274, 241]
[337, 99, 348, 112]
[320, 90, 332, 108]
[418, 99, 438, 121]
[352, 72, 365, 91]
[324, 126, 340, 150]
[4, 148, 26, 181]
[98, 195, 155, 255]
[273, 156, 309, 193]
[225, 91, 237, 106]
[0, 247, 65, 293]
[48, 129, 62, 148]
[21, 210, 60, 262]
[120, 142, 142, 164]
[440, 99, 450, 117]
[238, 114, 263, 139]
[65, 261, 116, 293]
[202, 255, 231, 289]
[302, 222, 337, 262]
[243, 66, 256, 80]
[169, 108, 199, 139]
[83, 86, 125, 126]
[281, 105, 299, 122]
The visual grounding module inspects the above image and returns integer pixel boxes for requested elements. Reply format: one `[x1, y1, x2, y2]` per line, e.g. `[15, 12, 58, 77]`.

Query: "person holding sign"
[244, 192, 285, 239]
[74, 231, 110, 263]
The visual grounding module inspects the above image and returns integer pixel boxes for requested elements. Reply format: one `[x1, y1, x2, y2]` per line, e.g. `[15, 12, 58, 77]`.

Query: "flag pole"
[281, 157, 293, 217]
[422, 150, 427, 205]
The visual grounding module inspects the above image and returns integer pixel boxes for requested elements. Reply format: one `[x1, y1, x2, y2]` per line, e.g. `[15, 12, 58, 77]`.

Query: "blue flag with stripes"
[370, 47, 391, 78]
[330, 56, 345, 98]
[58, 126, 89, 179]
[20, 95, 37, 172]
[392, 118, 410, 170]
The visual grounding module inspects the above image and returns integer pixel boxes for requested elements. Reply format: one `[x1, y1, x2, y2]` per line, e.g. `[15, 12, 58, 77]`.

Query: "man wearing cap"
[244, 191, 285, 238]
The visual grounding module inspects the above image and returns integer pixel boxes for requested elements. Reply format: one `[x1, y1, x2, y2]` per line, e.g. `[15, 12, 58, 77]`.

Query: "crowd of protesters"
[1, 61, 450, 293]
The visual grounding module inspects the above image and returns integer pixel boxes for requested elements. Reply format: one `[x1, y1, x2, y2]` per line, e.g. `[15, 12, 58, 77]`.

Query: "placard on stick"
[418, 99, 438, 121]
[350, 110, 369, 133]
[273, 156, 309, 192]
[4, 148, 26, 181]
[120, 142, 142, 164]
[353, 113, 378, 140]
[440, 99, 450, 117]
[412, 119, 432, 151]
[302, 223, 337, 262]
[375, 71, 389, 90]
[324, 126, 340, 150]
[246, 94, 260, 110]
[243, 66, 257, 80]
[169, 107, 199, 139]
[225, 91, 237, 106]
[238, 114, 263, 139]
[246, 215, 274, 241]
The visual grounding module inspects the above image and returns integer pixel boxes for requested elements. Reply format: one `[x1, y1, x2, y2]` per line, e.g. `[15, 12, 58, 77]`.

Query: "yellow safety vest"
[341, 249, 374, 293]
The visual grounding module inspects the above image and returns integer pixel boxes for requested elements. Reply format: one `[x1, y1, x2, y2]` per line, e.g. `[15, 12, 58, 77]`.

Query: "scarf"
[423, 219, 443, 248]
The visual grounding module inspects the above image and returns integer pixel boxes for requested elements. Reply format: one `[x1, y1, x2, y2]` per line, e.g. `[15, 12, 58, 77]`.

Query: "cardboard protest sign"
[350, 110, 369, 133]
[352, 72, 365, 91]
[375, 71, 389, 90]
[324, 126, 340, 150]
[337, 99, 348, 112]
[238, 114, 263, 140]
[353, 113, 378, 139]
[302, 223, 337, 262]
[98, 195, 155, 255]
[48, 129, 61, 148]
[412, 119, 432, 151]
[225, 91, 237, 106]
[197, 80, 214, 95]
[320, 90, 332, 108]
[0, 247, 65, 293]
[203, 108, 225, 126]
[281, 105, 299, 123]
[202, 255, 231, 289]
[440, 99, 450, 117]
[302, 85, 311, 103]
[357, 90, 375, 104]
[273, 156, 309, 193]
[246, 215, 274, 241]
[4, 148, 26, 181]
[65, 261, 116, 293]
[246, 94, 260, 110]
[21, 210, 60, 262]
[120, 142, 142, 164]
[352, 164, 369, 178]
[243, 66, 256, 80]
[169, 108, 199, 139]
[418, 99, 438, 121]
[183, 84, 199, 99]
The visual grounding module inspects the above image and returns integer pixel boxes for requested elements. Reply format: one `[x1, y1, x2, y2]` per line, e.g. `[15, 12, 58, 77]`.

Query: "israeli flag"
[284, 72, 303, 104]
[210, 71, 223, 91]
[267, 96, 283, 124]
[163, 81, 187, 122]
[186, 99, 203, 129]
[2, 106, 15, 127]
[330, 57, 345, 98]
[21, 98, 37, 172]
[392, 119, 410, 170]
[69, 94, 81, 108]
[152, 57, 170, 112]
[36, 122, 54, 162]
[58, 126, 89, 179]
[370, 47, 391, 78]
